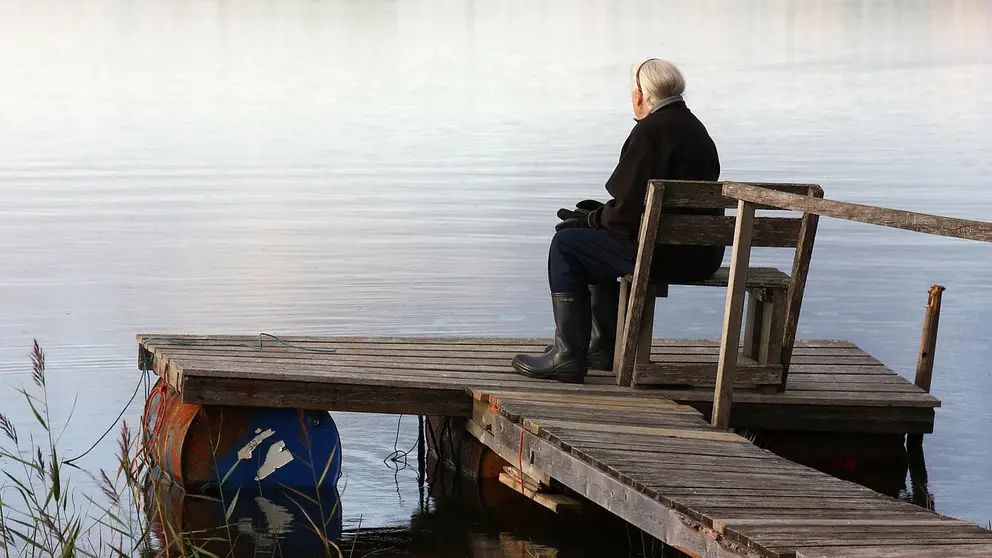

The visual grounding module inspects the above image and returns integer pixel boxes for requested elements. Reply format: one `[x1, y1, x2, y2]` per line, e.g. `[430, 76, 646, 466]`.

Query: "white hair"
[631, 58, 686, 106]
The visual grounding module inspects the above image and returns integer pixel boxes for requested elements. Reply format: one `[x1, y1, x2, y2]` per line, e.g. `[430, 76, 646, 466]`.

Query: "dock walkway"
[139, 335, 939, 434]
[136, 334, 990, 558]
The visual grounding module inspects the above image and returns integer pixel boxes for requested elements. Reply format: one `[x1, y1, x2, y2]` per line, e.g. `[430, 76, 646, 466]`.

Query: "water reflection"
[142, 444, 664, 557]
[145, 473, 344, 557]
[747, 429, 937, 511]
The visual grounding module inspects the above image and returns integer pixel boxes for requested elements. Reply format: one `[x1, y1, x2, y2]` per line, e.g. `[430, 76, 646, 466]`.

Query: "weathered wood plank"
[139, 333, 856, 349]
[475, 409, 762, 558]
[650, 179, 821, 209]
[528, 419, 750, 443]
[179, 375, 474, 416]
[485, 391, 690, 410]
[723, 182, 992, 243]
[714, 518, 968, 531]
[673, 267, 791, 289]
[795, 544, 992, 557]
[615, 181, 665, 386]
[657, 215, 800, 247]
[497, 473, 582, 514]
[778, 184, 822, 385]
[712, 200, 756, 429]
[650, 388, 939, 407]
[633, 361, 781, 387]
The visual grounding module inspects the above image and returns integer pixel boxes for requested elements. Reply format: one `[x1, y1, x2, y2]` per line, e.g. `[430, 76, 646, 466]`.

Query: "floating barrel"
[142, 377, 342, 493]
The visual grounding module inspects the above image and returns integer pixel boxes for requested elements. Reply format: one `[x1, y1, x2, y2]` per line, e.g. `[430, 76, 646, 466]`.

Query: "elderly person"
[511, 58, 725, 384]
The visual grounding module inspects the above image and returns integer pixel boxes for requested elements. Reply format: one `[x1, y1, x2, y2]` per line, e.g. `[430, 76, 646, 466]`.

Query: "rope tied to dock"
[139, 333, 339, 354]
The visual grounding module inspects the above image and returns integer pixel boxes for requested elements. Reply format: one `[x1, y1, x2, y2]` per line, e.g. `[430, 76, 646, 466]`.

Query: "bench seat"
[618, 266, 791, 389]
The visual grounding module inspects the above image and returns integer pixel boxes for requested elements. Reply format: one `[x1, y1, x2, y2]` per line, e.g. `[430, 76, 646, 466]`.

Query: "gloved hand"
[575, 199, 604, 211]
[554, 206, 601, 231]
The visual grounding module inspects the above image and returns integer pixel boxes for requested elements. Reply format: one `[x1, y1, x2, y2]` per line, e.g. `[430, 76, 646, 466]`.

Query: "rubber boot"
[512, 291, 591, 384]
[587, 281, 621, 370]
[541, 282, 620, 370]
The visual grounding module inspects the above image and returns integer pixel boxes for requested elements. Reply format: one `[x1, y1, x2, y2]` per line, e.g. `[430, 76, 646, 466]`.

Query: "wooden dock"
[134, 334, 992, 558]
[138, 336, 939, 434]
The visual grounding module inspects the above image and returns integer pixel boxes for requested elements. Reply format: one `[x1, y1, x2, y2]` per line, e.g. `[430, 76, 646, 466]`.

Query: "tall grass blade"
[18, 388, 48, 431]
[224, 487, 241, 522]
[317, 446, 339, 489]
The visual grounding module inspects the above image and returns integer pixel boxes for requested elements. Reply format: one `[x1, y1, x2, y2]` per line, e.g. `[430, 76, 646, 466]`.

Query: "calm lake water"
[1, 0, 991, 554]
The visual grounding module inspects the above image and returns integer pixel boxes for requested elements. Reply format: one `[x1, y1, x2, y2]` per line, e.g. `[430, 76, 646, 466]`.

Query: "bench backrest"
[650, 180, 823, 248]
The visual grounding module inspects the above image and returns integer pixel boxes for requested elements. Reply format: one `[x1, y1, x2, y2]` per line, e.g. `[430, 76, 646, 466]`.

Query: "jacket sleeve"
[591, 126, 663, 239]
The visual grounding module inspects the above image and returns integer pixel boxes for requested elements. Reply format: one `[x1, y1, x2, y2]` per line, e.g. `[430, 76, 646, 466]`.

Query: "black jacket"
[591, 101, 725, 282]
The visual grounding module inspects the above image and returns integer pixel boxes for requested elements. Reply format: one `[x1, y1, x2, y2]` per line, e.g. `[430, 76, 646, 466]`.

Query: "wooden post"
[711, 200, 755, 430]
[636, 286, 656, 364]
[613, 276, 630, 382]
[914, 285, 945, 393]
[908, 285, 944, 450]
[615, 182, 665, 386]
[779, 188, 822, 386]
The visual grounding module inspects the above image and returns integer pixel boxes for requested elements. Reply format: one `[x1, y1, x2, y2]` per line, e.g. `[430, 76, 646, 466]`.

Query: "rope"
[67, 333, 336, 468]
[138, 333, 339, 354]
[517, 427, 526, 495]
[383, 414, 420, 470]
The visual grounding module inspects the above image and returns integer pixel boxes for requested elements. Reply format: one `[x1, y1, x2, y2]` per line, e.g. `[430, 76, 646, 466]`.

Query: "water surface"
[1, 0, 990, 553]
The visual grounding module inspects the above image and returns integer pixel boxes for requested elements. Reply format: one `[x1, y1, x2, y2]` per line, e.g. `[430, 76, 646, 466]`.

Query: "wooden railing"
[711, 183, 992, 429]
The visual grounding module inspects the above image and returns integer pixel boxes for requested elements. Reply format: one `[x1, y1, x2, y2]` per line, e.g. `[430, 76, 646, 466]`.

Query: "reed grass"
[0, 340, 345, 557]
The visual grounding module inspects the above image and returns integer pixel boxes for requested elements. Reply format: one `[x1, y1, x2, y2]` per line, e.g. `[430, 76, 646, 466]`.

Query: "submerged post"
[908, 284, 944, 449]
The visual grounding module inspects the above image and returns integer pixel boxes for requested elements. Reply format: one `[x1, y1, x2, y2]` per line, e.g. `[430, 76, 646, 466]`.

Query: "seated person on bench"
[511, 58, 726, 384]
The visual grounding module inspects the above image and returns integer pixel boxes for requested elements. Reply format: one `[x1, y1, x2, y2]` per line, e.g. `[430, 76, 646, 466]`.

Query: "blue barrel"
[142, 377, 342, 493]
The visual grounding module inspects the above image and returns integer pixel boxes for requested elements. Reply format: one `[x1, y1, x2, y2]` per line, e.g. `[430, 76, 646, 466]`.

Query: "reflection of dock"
[138, 335, 992, 557]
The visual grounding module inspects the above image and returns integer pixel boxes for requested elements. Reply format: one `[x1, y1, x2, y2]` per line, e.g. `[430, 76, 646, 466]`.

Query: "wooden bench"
[612, 180, 823, 391]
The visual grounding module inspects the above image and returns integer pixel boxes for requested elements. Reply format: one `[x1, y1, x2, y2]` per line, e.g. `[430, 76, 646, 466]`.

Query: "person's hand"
[554, 206, 600, 231]
[575, 199, 604, 211]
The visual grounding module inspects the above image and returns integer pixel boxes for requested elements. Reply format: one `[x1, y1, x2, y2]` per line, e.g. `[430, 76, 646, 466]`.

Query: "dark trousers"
[548, 228, 636, 293]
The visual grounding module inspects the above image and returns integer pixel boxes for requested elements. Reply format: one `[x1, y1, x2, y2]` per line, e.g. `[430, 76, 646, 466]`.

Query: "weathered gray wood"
[651, 179, 822, 209]
[712, 200, 756, 429]
[179, 375, 474, 416]
[140, 334, 852, 350]
[138, 334, 939, 440]
[636, 286, 656, 364]
[475, 409, 764, 558]
[759, 290, 787, 366]
[613, 275, 630, 383]
[742, 292, 760, 360]
[652, 387, 940, 407]
[723, 182, 992, 243]
[795, 544, 992, 557]
[632, 361, 781, 388]
[676, 267, 791, 289]
[780, 186, 822, 384]
[616, 182, 665, 386]
[657, 215, 800, 247]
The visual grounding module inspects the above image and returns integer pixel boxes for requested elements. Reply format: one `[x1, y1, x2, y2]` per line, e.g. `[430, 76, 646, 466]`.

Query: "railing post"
[711, 200, 755, 430]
